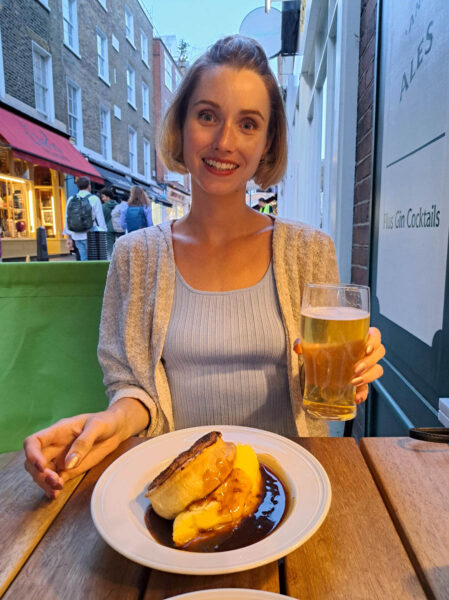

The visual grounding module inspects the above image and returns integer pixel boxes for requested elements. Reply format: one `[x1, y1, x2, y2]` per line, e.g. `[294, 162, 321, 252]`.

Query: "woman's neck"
[175, 186, 271, 245]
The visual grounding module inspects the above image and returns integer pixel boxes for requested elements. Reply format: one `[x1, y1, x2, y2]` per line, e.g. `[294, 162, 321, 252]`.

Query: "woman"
[24, 36, 385, 499]
[119, 185, 153, 233]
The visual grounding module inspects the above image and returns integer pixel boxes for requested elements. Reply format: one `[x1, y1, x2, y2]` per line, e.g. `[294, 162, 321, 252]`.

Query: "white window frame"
[99, 105, 112, 161]
[280, 0, 360, 282]
[126, 64, 136, 108]
[32, 42, 55, 121]
[125, 5, 135, 46]
[96, 28, 110, 85]
[140, 29, 149, 66]
[141, 81, 150, 122]
[96, 0, 107, 10]
[164, 50, 173, 91]
[175, 70, 182, 90]
[143, 138, 151, 179]
[0, 27, 5, 99]
[66, 79, 83, 147]
[62, 0, 79, 55]
[128, 127, 137, 173]
[36, 0, 50, 9]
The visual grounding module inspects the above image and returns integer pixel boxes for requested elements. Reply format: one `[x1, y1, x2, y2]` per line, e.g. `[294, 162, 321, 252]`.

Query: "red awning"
[0, 107, 103, 184]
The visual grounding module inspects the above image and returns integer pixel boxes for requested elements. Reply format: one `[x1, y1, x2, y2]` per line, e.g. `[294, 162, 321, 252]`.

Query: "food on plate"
[145, 431, 287, 551]
[172, 442, 262, 547]
[146, 431, 236, 520]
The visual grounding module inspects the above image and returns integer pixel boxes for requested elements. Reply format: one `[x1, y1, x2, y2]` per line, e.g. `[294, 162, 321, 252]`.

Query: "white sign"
[376, 0, 449, 346]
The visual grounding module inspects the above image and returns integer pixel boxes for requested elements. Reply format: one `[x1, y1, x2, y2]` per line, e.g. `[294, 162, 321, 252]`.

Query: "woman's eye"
[198, 110, 215, 123]
[242, 119, 257, 131]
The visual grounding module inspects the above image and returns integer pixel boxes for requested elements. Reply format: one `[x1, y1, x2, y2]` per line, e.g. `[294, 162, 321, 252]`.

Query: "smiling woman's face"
[182, 66, 271, 198]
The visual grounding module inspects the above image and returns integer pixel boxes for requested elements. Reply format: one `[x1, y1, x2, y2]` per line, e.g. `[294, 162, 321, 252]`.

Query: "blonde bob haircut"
[158, 35, 287, 190]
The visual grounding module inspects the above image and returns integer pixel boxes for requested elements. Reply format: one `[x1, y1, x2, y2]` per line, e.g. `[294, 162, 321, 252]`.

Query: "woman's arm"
[24, 397, 150, 499]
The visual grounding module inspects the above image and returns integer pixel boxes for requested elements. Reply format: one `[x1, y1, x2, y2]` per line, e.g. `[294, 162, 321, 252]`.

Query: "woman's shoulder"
[274, 217, 334, 245]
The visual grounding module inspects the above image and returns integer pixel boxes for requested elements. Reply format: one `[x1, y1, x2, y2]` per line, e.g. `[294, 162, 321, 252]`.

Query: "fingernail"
[65, 453, 79, 469]
[351, 377, 363, 386]
[354, 362, 366, 375]
[35, 461, 44, 473]
[366, 345, 373, 355]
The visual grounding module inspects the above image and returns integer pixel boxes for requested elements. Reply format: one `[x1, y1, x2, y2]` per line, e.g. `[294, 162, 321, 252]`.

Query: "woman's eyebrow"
[193, 99, 265, 121]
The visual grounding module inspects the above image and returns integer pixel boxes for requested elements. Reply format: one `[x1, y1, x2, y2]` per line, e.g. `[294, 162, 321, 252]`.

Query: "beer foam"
[301, 306, 370, 321]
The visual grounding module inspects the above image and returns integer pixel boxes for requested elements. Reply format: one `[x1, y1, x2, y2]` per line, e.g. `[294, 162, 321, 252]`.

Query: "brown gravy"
[144, 464, 287, 552]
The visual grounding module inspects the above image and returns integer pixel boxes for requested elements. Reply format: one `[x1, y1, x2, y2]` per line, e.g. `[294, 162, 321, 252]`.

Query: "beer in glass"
[300, 283, 370, 420]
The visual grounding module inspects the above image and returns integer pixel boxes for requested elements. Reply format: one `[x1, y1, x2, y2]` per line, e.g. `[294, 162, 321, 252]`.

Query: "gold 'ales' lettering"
[300, 307, 370, 420]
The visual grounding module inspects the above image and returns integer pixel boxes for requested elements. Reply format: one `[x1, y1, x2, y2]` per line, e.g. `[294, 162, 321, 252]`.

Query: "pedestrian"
[64, 177, 106, 261]
[119, 185, 153, 233]
[24, 35, 385, 499]
[99, 187, 120, 259]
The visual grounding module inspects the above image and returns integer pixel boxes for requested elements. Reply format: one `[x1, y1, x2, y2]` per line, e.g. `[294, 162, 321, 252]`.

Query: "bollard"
[36, 226, 49, 261]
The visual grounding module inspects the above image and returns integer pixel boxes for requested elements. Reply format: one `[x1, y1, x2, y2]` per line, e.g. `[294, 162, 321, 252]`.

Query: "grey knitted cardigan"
[97, 217, 339, 438]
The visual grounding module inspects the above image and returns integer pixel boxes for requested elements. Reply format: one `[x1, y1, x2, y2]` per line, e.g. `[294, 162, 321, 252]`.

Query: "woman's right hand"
[23, 401, 141, 500]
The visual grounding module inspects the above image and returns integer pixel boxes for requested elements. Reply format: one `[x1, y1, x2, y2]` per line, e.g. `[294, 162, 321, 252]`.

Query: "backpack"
[110, 203, 125, 233]
[67, 194, 93, 232]
[126, 206, 147, 232]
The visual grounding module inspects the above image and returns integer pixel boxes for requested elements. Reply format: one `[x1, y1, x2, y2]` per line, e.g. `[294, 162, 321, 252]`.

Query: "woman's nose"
[213, 121, 235, 151]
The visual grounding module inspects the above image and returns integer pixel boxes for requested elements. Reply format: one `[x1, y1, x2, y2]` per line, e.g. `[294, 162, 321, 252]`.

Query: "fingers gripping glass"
[300, 283, 370, 421]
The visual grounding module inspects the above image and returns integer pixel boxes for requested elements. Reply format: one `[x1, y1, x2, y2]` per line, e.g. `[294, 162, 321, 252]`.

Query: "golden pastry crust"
[146, 431, 236, 520]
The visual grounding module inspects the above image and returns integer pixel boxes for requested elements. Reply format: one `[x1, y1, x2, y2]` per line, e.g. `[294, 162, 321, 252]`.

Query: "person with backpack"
[119, 186, 153, 233]
[64, 177, 106, 261]
[100, 187, 122, 259]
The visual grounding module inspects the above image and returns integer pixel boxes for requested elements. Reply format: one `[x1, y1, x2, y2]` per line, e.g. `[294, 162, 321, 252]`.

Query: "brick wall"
[352, 0, 378, 286]
[0, 0, 52, 110]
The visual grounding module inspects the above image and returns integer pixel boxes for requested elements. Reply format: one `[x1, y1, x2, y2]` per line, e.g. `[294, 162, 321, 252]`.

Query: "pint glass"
[300, 283, 370, 420]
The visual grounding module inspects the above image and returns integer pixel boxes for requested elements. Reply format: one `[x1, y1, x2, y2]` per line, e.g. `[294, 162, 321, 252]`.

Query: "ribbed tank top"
[161, 262, 297, 436]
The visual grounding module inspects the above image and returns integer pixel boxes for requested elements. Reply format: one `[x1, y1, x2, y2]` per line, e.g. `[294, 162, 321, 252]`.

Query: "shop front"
[165, 184, 191, 219]
[0, 106, 102, 260]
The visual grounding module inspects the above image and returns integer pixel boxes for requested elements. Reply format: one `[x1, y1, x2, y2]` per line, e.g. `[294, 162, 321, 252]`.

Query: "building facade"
[152, 37, 190, 222]
[0, 0, 185, 259]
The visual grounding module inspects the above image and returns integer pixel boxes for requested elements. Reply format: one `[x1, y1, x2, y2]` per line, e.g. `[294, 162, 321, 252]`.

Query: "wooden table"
[361, 437, 449, 600]
[0, 437, 429, 599]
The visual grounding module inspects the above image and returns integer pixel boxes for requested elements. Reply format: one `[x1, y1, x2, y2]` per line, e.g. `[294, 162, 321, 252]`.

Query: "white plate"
[91, 425, 331, 575]
[165, 590, 296, 600]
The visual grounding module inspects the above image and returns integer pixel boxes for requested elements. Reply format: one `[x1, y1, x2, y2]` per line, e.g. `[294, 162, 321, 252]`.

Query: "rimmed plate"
[91, 425, 331, 575]
[165, 590, 297, 600]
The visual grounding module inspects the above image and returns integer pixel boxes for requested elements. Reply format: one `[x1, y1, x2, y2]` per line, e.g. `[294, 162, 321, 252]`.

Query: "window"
[67, 80, 83, 146]
[141, 81, 150, 122]
[140, 30, 148, 65]
[143, 138, 151, 179]
[0, 27, 5, 99]
[124, 5, 134, 45]
[111, 34, 119, 52]
[128, 127, 137, 172]
[96, 0, 107, 9]
[96, 28, 109, 83]
[99, 106, 111, 160]
[32, 43, 54, 119]
[113, 105, 121, 120]
[175, 70, 182, 90]
[62, 0, 79, 54]
[126, 65, 136, 107]
[164, 50, 173, 91]
[36, 0, 49, 9]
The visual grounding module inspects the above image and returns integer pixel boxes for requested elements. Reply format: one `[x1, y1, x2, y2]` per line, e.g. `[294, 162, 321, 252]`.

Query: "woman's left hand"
[293, 326, 385, 405]
[351, 327, 385, 404]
